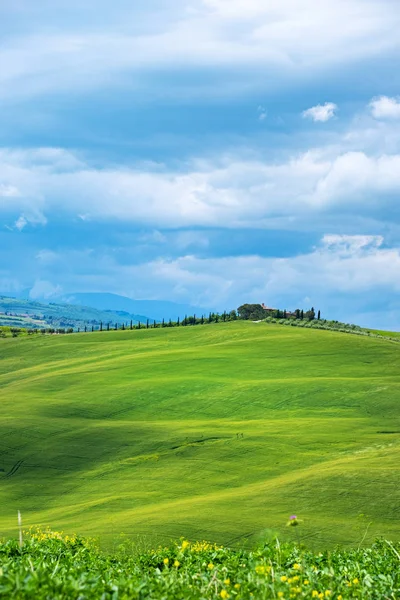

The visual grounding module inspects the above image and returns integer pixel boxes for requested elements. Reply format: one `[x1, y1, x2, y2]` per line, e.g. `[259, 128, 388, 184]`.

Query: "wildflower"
[224, 578, 231, 585]
[174, 560, 180, 567]
[281, 575, 288, 582]
[181, 540, 190, 550]
[278, 594, 284, 598]
[312, 591, 319, 598]
[255, 565, 269, 575]
[304, 580, 310, 585]
[163, 558, 169, 565]
[287, 515, 302, 527]
[234, 583, 240, 590]
[337, 596, 343, 600]
[293, 563, 301, 570]
[208, 563, 214, 570]
[325, 591, 331, 597]
[353, 578, 359, 585]
[318, 594, 324, 600]
[291, 576, 300, 582]
[220, 591, 229, 599]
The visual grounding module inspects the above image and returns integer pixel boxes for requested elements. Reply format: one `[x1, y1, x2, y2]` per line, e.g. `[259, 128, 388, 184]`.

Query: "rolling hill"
[0, 321, 399, 549]
[0, 296, 150, 330]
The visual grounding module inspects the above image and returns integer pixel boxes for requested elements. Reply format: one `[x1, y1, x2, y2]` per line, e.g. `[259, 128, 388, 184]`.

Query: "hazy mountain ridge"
[55, 292, 213, 322]
[0, 296, 149, 330]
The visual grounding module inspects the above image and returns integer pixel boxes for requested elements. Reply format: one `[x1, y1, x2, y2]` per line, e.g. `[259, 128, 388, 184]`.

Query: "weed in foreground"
[0, 529, 399, 598]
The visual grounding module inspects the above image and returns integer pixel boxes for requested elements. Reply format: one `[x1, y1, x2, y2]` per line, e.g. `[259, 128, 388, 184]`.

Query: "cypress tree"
[146, 319, 149, 329]
[184, 315, 187, 326]
[177, 316, 180, 326]
[169, 318, 172, 327]
[283, 309, 287, 319]
[115, 323, 118, 330]
[201, 315, 204, 324]
[318, 310, 321, 320]
[138, 321, 141, 329]
[162, 318, 165, 328]
[130, 320, 133, 330]
[193, 314, 196, 325]
[122, 323, 125, 330]
[107, 322, 110, 331]
[153, 320, 156, 328]
[84, 325, 87, 333]
[100, 321, 103, 331]
[300, 309, 304, 320]
[91, 325, 94, 332]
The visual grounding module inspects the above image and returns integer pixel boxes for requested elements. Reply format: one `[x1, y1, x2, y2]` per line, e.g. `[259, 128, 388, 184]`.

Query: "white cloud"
[321, 234, 384, 254]
[29, 279, 63, 300]
[302, 102, 338, 122]
[0, 0, 399, 101]
[34, 234, 400, 323]
[1, 135, 400, 231]
[15, 215, 27, 231]
[0, 183, 20, 197]
[369, 95, 400, 119]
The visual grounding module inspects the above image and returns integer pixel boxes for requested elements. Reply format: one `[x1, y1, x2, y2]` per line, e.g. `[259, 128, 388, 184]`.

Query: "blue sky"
[1, 0, 400, 328]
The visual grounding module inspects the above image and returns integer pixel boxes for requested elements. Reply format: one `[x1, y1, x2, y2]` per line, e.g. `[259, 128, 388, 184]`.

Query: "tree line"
[237, 304, 321, 322]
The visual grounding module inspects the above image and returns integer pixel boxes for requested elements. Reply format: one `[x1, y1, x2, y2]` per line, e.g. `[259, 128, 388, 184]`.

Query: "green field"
[0, 321, 399, 548]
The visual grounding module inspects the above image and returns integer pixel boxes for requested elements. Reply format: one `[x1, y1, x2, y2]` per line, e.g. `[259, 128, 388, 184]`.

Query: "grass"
[0, 321, 399, 549]
[1, 530, 399, 598]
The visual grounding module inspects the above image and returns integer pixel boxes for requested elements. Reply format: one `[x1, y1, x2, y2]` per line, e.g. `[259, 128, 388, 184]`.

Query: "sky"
[1, 0, 400, 328]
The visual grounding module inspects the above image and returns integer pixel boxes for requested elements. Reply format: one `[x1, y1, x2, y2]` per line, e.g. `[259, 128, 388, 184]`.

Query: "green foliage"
[237, 303, 265, 320]
[0, 531, 399, 598]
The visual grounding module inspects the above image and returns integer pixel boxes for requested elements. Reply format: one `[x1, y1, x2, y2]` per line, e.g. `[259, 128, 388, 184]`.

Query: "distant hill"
[0, 296, 150, 330]
[55, 292, 212, 321]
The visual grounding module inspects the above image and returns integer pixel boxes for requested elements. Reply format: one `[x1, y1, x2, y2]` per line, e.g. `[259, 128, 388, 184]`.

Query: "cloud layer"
[2, 1, 400, 329]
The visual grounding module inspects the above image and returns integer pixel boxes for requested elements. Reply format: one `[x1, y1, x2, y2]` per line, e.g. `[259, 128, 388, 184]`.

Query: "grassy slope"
[0, 321, 399, 548]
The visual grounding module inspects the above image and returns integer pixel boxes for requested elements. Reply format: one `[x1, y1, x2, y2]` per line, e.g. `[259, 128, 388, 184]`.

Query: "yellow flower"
[208, 563, 214, 570]
[181, 540, 190, 550]
[325, 591, 332, 597]
[304, 580, 309, 585]
[255, 565, 267, 575]
[281, 575, 288, 582]
[220, 591, 229, 599]
[174, 560, 180, 567]
[256, 564, 271, 575]
[293, 563, 301, 570]
[278, 594, 284, 598]
[292, 576, 300, 582]
[337, 596, 343, 600]
[163, 558, 169, 565]
[234, 583, 240, 590]
[318, 594, 324, 600]
[353, 578, 359, 585]
[312, 591, 319, 598]
[224, 579, 231, 585]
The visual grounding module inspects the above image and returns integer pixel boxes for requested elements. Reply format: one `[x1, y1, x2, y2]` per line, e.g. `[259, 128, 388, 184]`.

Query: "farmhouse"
[261, 303, 276, 313]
